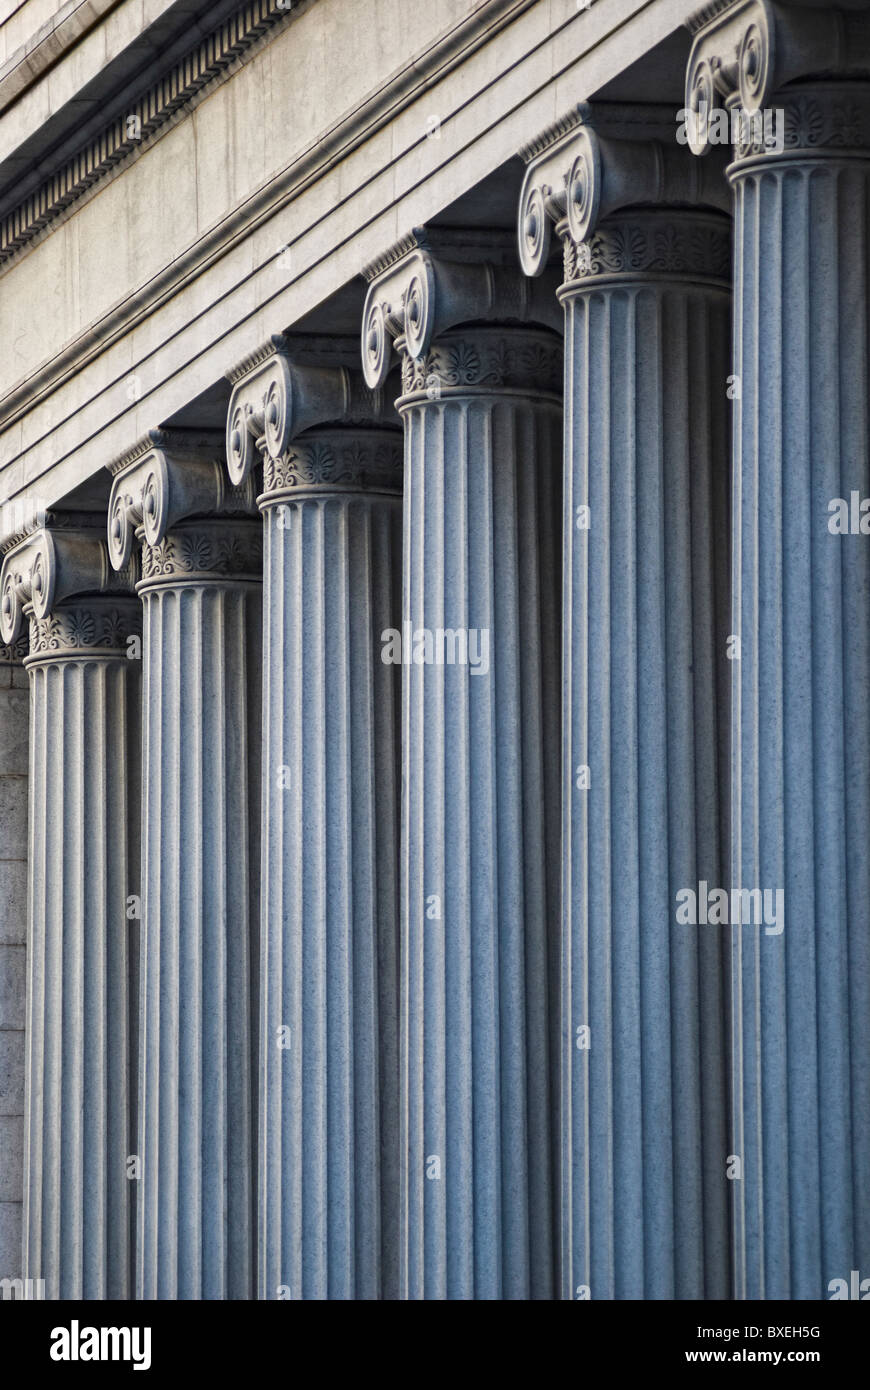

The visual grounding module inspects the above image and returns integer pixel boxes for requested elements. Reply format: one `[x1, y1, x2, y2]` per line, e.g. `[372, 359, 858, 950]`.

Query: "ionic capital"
[518, 104, 730, 277]
[1, 517, 136, 648]
[361, 228, 561, 388]
[685, 0, 870, 157]
[225, 335, 397, 491]
[107, 429, 256, 572]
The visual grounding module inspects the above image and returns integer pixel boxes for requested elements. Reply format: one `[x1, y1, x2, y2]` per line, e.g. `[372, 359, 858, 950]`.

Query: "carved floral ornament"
[684, 0, 870, 159]
[399, 331, 563, 397]
[0, 630, 29, 664]
[561, 215, 732, 286]
[28, 600, 141, 660]
[360, 236, 561, 392]
[107, 432, 256, 574]
[225, 341, 392, 493]
[0, 528, 135, 651]
[262, 434, 403, 497]
[517, 120, 730, 282]
[139, 521, 263, 584]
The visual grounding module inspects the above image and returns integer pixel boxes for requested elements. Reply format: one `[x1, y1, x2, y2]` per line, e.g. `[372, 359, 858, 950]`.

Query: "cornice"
[226, 333, 371, 386]
[0, 521, 136, 647]
[226, 335, 396, 488]
[1, 503, 44, 551]
[517, 110, 730, 278]
[0, 0, 539, 439]
[1, 506, 107, 547]
[361, 229, 561, 389]
[0, 0, 303, 268]
[362, 227, 527, 280]
[107, 429, 176, 477]
[226, 334, 291, 386]
[107, 429, 256, 571]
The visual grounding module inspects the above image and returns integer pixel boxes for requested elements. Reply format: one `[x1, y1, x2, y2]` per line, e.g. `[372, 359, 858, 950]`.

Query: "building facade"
[0, 0, 868, 1300]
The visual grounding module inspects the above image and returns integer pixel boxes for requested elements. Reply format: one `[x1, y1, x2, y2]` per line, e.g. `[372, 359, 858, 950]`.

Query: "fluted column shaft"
[136, 516, 261, 1300]
[256, 425, 402, 1300]
[520, 112, 734, 1299]
[396, 325, 563, 1299]
[0, 635, 29, 1284]
[23, 597, 141, 1299]
[727, 85, 870, 1300]
[558, 210, 732, 1299]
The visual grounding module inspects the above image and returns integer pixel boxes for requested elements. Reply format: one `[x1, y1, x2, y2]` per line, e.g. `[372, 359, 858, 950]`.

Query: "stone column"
[0, 523, 141, 1300]
[0, 626, 28, 1287]
[108, 433, 261, 1300]
[227, 336, 403, 1300]
[519, 108, 733, 1299]
[362, 232, 563, 1299]
[686, 0, 870, 1301]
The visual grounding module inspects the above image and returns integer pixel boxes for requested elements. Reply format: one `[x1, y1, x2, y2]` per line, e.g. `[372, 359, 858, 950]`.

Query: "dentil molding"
[0, 0, 306, 268]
